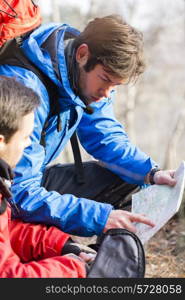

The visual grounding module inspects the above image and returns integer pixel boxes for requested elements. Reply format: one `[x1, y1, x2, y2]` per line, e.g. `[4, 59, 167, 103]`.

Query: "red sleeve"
[9, 219, 71, 262]
[0, 237, 86, 278]
[0, 212, 86, 278]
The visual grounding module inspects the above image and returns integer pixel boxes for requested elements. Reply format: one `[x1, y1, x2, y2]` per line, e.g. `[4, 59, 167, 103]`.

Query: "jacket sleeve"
[77, 97, 157, 185]
[0, 210, 86, 278]
[9, 219, 70, 262]
[0, 65, 112, 237]
[0, 242, 86, 278]
[0, 233, 86, 278]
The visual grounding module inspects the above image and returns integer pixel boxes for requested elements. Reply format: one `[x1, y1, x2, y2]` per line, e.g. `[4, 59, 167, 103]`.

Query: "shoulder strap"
[70, 133, 85, 184]
[0, 38, 47, 85]
[0, 37, 61, 146]
[0, 32, 85, 184]
[0, 37, 60, 119]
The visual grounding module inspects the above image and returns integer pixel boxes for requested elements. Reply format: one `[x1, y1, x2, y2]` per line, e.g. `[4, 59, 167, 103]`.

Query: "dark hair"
[0, 195, 7, 215]
[74, 14, 145, 82]
[0, 76, 40, 142]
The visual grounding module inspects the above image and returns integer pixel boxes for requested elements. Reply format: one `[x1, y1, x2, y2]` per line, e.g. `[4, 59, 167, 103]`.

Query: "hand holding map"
[132, 161, 185, 244]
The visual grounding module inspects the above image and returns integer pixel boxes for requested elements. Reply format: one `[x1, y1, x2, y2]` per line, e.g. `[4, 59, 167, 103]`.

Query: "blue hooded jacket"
[0, 23, 156, 236]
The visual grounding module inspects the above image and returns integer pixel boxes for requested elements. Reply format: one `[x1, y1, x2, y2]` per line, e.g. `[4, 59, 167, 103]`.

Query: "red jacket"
[0, 195, 86, 278]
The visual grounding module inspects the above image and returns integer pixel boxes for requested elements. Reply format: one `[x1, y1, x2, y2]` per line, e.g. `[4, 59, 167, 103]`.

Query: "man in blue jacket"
[0, 13, 175, 237]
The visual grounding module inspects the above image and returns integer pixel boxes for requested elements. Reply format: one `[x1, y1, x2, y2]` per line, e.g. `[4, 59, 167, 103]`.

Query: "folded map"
[132, 161, 185, 244]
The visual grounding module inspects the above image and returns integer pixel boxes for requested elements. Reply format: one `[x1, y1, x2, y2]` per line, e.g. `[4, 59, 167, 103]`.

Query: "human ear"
[0, 135, 6, 151]
[76, 44, 89, 66]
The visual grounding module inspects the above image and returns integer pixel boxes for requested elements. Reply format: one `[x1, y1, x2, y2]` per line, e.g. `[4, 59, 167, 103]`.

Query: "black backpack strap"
[0, 37, 61, 125]
[41, 28, 61, 81]
[70, 132, 85, 184]
[0, 33, 85, 184]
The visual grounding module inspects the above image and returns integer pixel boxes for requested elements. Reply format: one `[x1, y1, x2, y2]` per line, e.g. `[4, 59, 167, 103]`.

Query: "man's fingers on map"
[104, 210, 144, 233]
[120, 218, 137, 233]
[128, 212, 155, 227]
[104, 210, 155, 234]
[169, 170, 175, 177]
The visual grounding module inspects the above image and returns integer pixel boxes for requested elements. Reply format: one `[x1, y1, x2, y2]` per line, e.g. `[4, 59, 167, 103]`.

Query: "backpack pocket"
[87, 228, 145, 278]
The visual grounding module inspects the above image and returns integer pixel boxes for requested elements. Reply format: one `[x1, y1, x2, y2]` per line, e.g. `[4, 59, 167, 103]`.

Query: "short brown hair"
[74, 14, 145, 82]
[0, 76, 40, 142]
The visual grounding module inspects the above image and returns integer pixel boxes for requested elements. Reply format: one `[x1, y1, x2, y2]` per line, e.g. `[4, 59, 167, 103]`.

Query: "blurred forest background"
[36, 0, 185, 277]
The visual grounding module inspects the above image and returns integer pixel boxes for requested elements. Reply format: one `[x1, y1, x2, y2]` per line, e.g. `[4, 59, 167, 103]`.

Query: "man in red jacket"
[0, 76, 90, 277]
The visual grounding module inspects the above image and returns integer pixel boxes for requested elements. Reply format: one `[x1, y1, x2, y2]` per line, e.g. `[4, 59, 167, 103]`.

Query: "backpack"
[87, 228, 145, 278]
[0, 0, 42, 47]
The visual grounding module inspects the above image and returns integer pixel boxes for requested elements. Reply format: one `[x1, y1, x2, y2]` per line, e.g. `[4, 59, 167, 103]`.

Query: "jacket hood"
[21, 23, 86, 108]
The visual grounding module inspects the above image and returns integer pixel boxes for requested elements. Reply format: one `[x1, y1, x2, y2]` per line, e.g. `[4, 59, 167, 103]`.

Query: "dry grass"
[145, 218, 185, 278]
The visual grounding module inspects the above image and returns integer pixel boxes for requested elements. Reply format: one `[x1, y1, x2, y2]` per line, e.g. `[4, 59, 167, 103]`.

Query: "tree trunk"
[163, 109, 185, 169]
